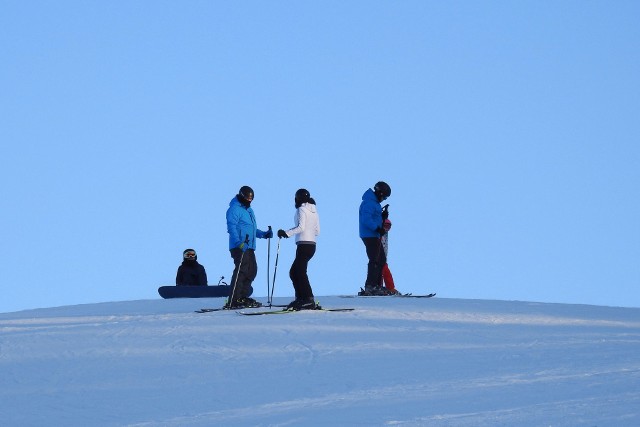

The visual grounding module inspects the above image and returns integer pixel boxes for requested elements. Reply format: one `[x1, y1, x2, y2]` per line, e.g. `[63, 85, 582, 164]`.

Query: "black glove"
[376, 227, 387, 237]
[264, 228, 273, 239]
[381, 204, 389, 220]
[277, 229, 289, 238]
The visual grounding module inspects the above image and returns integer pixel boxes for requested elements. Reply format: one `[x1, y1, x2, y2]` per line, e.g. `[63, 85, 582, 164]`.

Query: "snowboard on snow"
[158, 285, 231, 299]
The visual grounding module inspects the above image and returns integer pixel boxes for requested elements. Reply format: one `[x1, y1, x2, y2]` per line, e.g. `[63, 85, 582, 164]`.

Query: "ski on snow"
[237, 308, 355, 316]
[340, 292, 436, 299]
[195, 304, 288, 313]
[196, 293, 435, 313]
[396, 293, 436, 298]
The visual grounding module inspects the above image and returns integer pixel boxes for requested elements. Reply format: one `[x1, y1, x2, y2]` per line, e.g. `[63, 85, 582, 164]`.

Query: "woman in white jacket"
[277, 188, 320, 310]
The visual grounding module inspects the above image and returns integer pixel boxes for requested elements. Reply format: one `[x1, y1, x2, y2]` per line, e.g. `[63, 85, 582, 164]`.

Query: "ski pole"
[228, 234, 249, 307]
[269, 237, 281, 307]
[267, 226, 272, 305]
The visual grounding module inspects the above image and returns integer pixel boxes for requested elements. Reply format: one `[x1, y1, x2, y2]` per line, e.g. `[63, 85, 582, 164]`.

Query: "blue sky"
[1, 1, 639, 312]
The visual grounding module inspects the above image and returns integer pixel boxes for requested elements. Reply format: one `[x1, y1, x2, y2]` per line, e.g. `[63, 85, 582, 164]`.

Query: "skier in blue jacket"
[225, 185, 273, 308]
[359, 181, 392, 295]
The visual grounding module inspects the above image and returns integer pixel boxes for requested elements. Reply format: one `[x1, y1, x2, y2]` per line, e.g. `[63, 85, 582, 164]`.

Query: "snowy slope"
[1, 296, 639, 426]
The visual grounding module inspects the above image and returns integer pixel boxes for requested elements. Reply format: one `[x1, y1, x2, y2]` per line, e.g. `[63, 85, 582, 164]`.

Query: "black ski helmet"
[374, 181, 391, 200]
[238, 186, 254, 202]
[295, 188, 311, 204]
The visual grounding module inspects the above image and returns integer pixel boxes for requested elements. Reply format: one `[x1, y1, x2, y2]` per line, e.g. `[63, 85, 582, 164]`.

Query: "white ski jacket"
[285, 202, 320, 244]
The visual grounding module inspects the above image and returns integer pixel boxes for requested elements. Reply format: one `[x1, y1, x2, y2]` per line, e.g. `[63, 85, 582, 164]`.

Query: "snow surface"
[1, 296, 639, 426]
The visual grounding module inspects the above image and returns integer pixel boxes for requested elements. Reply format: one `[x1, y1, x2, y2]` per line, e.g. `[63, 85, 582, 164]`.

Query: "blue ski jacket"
[226, 196, 269, 250]
[359, 188, 383, 238]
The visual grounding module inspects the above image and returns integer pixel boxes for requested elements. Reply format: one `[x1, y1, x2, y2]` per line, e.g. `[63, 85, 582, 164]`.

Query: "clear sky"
[1, 1, 639, 313]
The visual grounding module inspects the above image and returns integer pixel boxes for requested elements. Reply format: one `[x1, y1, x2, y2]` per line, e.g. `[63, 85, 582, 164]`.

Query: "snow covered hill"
[1, 296, 639, 426]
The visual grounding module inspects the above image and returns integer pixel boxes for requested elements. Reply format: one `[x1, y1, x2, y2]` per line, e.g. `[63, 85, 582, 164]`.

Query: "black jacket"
[176, 260, 208, 286]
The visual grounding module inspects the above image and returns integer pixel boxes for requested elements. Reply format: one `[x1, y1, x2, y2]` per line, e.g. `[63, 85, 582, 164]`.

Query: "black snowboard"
[158, 285, 231, 299]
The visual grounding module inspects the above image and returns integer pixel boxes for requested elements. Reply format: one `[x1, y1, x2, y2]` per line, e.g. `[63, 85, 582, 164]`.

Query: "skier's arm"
[226, 209, 243, 248]
[200, 266, 208, 286]
[286, 208, 307, 236]
[360, 202, 381, 233]
[175, 266, 183, 286]
[257, 228, 272, 239]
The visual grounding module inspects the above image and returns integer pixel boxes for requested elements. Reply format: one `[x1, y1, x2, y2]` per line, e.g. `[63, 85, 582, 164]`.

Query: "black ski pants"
[289, 243, 316, 299]
[362, 237, 386, 289]
[229, 248, 257, 300]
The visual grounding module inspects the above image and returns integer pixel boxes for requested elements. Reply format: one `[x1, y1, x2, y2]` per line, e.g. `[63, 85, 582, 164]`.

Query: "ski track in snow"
[124, 371, 640, 427]
[1, 297, 639, 426]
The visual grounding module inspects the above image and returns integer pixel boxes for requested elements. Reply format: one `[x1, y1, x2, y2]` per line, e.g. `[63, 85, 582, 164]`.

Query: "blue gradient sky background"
[1, 1, 639, 312]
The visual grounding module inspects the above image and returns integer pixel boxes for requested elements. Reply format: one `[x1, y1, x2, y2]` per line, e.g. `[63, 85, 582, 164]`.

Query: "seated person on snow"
[176, 248, 208, 286]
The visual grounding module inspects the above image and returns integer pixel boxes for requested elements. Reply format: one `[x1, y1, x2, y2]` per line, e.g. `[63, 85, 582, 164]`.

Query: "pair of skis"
[238, 307, 354, 316]
[195, 292, 436, 315]
[195, 306, 354, 316]
[194, 304, 287, 314]
[343, 292, 436, 299]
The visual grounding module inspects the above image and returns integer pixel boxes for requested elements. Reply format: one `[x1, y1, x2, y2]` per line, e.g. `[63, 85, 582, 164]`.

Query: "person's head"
[237, 185, 254, 207]
[383, 219, 392, 232]
[295, 188, 311, 208]
[373, 181, 391, 202]
[183, 248, 197, 261]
